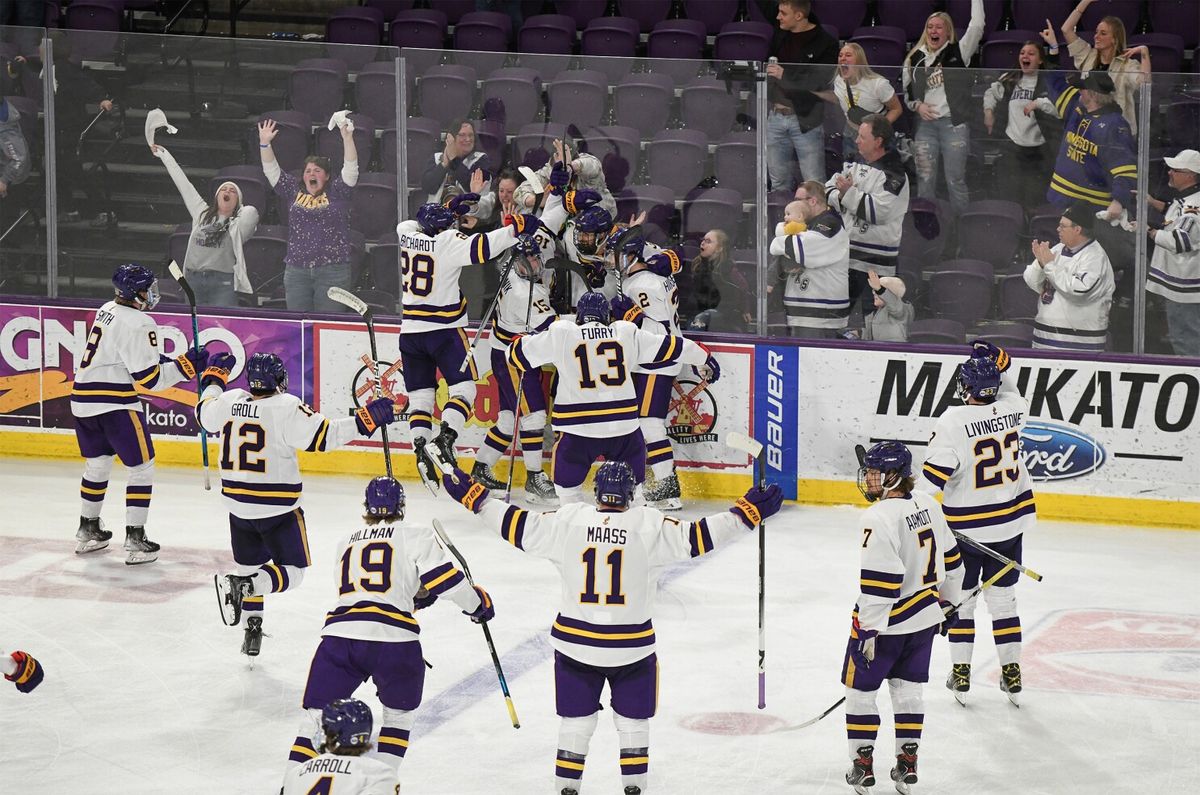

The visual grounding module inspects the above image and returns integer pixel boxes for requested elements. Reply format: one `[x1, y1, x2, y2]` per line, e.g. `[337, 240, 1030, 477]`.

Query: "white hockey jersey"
[1146, 187, 1200, 305]
[825, 150, 909, 275]
[771, 209, 851, 329]
[281, 752, 398, 795]
[478, 499, 751, 666]
[71, 301, 190, 417]
[1022, 238, 1115, 351]
[396, 221, 522, 333]
[321, 518, 483, 643]
[623, 268, 680, 335]
[541, 192, 658, 303]
[196, 387, 367, 519]
[854, 491, 964, 636]
[507, 319, 707, 437]
[917, 373, 1036, 544]
[490, 267, 557, 352]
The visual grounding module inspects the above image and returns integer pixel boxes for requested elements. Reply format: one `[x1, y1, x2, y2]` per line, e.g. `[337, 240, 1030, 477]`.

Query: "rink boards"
[1, 300, 1197, 528]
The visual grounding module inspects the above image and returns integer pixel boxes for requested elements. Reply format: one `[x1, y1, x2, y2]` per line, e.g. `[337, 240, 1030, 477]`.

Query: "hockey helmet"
[245, 352, 288, 395]
[365, 476, 406, 520]
[856, 440, 913, 502]
[573, 206, 614, 256]
[606, 225, 645, 274]
[594, 461, 636, 509]
[112, 263, 160, 310]
[415, 202, 456, 236]
[956, 357, 1001, 404]
[320, 698, 373, 754]
[511, 233, 544, 281]
[575, 291, 611, 325]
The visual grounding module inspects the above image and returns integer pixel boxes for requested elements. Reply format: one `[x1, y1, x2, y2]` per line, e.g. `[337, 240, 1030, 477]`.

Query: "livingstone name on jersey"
[1020, 421, 1106, 481]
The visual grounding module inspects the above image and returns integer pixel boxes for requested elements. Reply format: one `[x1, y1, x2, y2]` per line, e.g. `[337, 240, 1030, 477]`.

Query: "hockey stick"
[167, 261, 211, 490]
[941, 560, 1016, 631]
[460, 248, 518, 373]
[431, 517, 520, 730]
[327, 287, 393, 478]
[951, 531, 1043, 582]
[727, 430, 767, 710]
[503, 278, 537, 502]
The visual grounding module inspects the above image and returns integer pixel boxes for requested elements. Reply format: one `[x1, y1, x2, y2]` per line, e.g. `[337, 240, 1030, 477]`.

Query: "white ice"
[1, 458, 1197, 795]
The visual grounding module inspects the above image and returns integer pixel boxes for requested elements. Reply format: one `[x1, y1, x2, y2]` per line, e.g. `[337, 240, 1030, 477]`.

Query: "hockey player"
[281, 698, 398, 795]
[397, 198, 544, 487]
[285, 476, 493, 779]
[471, 234, 559, 503]
[771, 185, 851, 339]
[440, 460, 783, 795]
[198, 352, 395, 657]
[843, 441, 964, 795]
[506, 291, 720, 504]
[609, 234, 691, 509]
[2, 648, 44, 693]
[71, 263, 208, 564]
[917, 341, 1034, 706]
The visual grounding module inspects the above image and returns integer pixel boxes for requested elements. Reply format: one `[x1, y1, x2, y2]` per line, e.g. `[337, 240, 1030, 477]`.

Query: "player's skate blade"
[890, 743, 917, 795]
[643, 473, 682, 511]
[1000, 662, 1022, 707]
[123, 526, 159, 565]
[946, 663, 970, 707]
[75, 516, 111, 554]
[524, 471, 559, 505]
[214, 573, 254, 626]
[242, 616, 265, 658]
[471, 461, 505, 490]
[847, 746, 875, 795]
[413, 439, 442, 496]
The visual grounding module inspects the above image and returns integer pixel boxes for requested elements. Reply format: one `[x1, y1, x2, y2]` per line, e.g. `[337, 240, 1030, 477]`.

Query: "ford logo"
[1021, 421, 1106, 481]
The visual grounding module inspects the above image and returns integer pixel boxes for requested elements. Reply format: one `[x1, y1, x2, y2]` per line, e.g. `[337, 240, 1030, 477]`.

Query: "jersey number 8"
[401, 251, 435, 297]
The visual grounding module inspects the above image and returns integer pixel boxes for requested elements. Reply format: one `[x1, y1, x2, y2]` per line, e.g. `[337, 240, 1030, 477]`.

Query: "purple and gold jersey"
[479, 500, 749, 667]
[281, 752, 398, 795]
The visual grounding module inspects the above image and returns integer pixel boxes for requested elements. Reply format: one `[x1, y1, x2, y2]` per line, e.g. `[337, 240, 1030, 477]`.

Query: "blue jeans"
[766, 111, 826, 192]
[1165, 299, 1200, 357]
[185, 268, 236, 308]
[913, 117, 970, 209]
[283, 262, 352, 313]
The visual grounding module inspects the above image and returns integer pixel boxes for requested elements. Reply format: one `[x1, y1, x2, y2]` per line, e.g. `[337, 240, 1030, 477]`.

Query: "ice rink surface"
[1, 457, 1197, 795]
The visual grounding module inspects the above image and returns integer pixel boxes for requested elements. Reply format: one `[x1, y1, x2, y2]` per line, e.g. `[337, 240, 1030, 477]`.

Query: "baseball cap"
[1061, 202, 1096, 233]
[1165, 149, 1200, 175]
[1068, 71, 1116, 94]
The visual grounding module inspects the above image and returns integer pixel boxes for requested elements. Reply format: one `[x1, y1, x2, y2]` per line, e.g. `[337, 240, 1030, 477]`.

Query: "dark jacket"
[768, 24, 839, 132]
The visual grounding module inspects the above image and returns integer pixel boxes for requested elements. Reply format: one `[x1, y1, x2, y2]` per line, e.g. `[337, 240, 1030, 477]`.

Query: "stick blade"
[727, 431, 764, 458]
[327, 286, 369, 317]
[167, 260, 184, 281]
[855, 444, 867, 467]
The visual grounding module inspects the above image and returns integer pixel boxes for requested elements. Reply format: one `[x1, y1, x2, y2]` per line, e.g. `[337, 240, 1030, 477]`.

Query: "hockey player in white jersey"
[917, 341, 1035, 705]
[471, 234, 559, 503]
[285, 476, 493, 778]
[71, 263, 208, 564]
[281, 698, 398, 795]
[197, 351, 395, 657]
[439, 459, 783, 795]
[396, 198, 544, 485]
[506, 291, 720, 504]
[843, 441, 964, 795]
[608, 234, 692, 510]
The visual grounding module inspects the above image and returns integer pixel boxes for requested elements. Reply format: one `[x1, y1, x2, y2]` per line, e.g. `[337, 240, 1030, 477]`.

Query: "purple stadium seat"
[683, 187, 744, 242]
[516, 52, 575, 84]
[1079, 0, 1143, 33]
[647, 20, 706, 84]
[714, 132, 757, 200]
[932, 258, 994, 282]
[1165, 99, 1200, 150]
[850, 32, 907, 71]
[957, 199, 1024, 271]
[209, 166, 271, 220]
[471, 116, 506, 168]
[521, 14, 577, 42]
[368, 232, 401, 294]
[356, 62, 400, 126]
[683, 0, 738, 35]
[616, 184, 677, 244]
[998, 274, 1038, 322]
[618, 0, 671, 33]
[969, 320, 1034, 349]
[908, 318, 966, 345]
[366, 0, 416, 16]
[681, 77, 741, 141]
[581, 18, 638, 82]
[721, 20, 775, 39]
[462, 9, 513, 36]
[767, 188, 791, 229]
[400, 116, 441, 186]
[811, 0, 868, 40]
[392, 27, 445, 78]
[547, 70, 608, 134]
[877, 0, 937, 42]
[482, 67, 544, 131]
[356, 288, 398, 315]
[1129, 33, 1185, 75]
[315, 113, 376, 174]
[418, 64, 477, 127]
[1149, 0, 1198, 49]
[168, 223, 191, 269]
[351, 172, 400, 240]
[256, 110, 312, 173]
[512, 122, 569, 170]
[581, 125, 640, 192]
[1027, 205, 1061, 245]
[429, 0, 475, 25]
[326, 7, 383, 70]
[288, 64, 347, 125]
[647, 129, 710, 195]
[555, 0, 607, 29]
[243, 225, 288, 305]
[65, 0, 123, 62]
[899, 198, 949, 265]
[715, 30, 770, 62]
[518, 19, 575, 82]
[1010, 0, 1073, 35]
[929, 270, 993, 325]
[613, 73, 674, 137]
[980, 30, 1039, 70]
[945, 0, 1003, 31]
[454, 17, 511, 74]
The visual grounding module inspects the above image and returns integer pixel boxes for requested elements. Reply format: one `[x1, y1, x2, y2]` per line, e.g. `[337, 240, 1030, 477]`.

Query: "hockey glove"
[729, 484, 783, 528]
[696, 352, 721, 384]
[443, 467, 489, 512]
[464, 585, 495, 624]
[938, 599, 961, 637]
[200, 352, 237, 391]
[414, 586, 438, 611]
[6, 651, 44, 693]
[610, 293, 642, 323]
[174, 344, 209, 380]
[969, 339, 1010, 372]
[850, 618, 877, 670]
[645, 249, 682, 278]
[354, 397, 395, 436]
[446, 191, 480, 217]
[548, 160, 572, 195]
[563, 188, 601, 215]
[584, 262, 607, 290]
[503, 213, 543, 236]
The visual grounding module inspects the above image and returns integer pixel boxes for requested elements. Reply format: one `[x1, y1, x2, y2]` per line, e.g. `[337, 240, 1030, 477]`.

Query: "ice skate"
[214, 573, 256, 626]
[123, 526, 159, 565]
[524, 471, 559, 505]
[430, 422, 459, 468]
[559, 789, 578, 795]
[1000, 662, 1022, 707]
[624, 787, 642, 795]
[890, 742, 918, 795]
[413, 438, 441, 496]
[946, 663, 970, 707]
[471, 461, 505, 490]
[846, 745, 875, 794]
[242, 616, 265, 658]
[75, 516, 111, 554]
[643, 472, 682, 511]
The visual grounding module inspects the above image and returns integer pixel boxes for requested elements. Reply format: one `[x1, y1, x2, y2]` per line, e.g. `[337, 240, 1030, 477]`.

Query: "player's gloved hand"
[6, 651, 44, 693]
[610, 293, 641, 323]
[446, 192, 480, 217]
[414, 586, 438, 611]
[200, 352, 237, 390]
[850, 618, 877, 670]
[354, 397, 395, 436]
[548, 160, 572, 195]
[443, 467, 489, 512]
[174, 344, 209, 379]
[645, 249, 682, 278]
[464, 585, 494, 623]
[938, 599, 961, 637]
[584, 262, 607, 289]
[563, 188, 600, 215]
[503, 213, 543, 236]
[695, 352, 721, 384]
[730, 483, 783, 528]
[969, 339, 1010, 371]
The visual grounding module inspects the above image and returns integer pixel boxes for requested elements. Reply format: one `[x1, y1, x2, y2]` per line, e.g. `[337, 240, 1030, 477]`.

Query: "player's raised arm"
[647, 484, 784, 565]
[440, 465, 562, 560]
